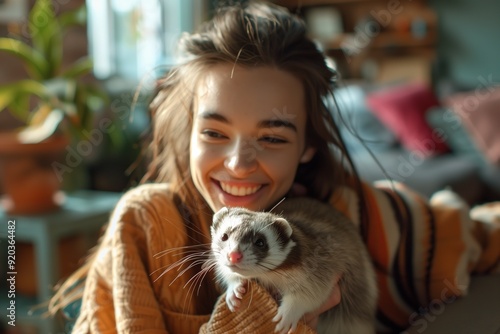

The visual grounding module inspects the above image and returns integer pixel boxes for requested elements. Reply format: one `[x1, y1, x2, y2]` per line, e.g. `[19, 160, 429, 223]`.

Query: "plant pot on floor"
[0, 130, 69, 215]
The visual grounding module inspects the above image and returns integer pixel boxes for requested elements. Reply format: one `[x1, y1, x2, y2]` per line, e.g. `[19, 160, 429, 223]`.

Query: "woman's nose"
[224, 139, 258, 176]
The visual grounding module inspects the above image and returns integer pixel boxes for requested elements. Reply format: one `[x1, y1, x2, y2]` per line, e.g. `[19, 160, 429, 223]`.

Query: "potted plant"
[0, 0, 108, 214]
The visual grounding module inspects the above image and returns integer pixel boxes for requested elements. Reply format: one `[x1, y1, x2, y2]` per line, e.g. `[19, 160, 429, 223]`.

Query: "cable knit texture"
[200, 281, 314, 334]
[69, 182, 500, 333]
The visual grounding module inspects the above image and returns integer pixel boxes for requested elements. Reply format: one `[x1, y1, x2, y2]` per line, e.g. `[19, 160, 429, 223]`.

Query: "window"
[86, 0, 206, 81]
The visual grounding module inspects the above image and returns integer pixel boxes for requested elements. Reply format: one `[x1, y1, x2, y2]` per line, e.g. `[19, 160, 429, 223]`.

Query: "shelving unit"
[0, 190, 121, 333]
[273, 0, 437, 82]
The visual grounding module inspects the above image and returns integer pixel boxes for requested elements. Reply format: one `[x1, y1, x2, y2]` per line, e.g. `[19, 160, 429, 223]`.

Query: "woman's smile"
[218, 181, 262, 197]
[212, 179, 267, 207]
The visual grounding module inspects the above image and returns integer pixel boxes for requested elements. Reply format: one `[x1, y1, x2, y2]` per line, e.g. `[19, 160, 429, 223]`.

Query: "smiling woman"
[47, 2, 500, 334]
[190, 64, 316, 212]
[47, 3, 357, 332]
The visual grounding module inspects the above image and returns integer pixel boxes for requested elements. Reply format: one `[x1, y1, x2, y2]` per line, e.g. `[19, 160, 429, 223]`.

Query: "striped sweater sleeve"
[331, 180, 499, 332]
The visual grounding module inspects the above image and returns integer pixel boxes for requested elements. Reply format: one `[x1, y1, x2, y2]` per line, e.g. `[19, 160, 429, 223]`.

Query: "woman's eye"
[260, 136, 287, 144]
[201, 130, 226, 139]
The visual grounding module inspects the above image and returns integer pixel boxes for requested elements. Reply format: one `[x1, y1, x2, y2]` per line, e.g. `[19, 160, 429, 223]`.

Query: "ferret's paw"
[272, 308, 300, 334]
[225, 290, 240, 312]
[233, 282, 247, 299]
[225, 282, 246, 312]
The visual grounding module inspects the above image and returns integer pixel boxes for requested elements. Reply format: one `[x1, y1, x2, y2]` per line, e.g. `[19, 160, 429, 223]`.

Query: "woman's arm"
[72, 185, 171, 333]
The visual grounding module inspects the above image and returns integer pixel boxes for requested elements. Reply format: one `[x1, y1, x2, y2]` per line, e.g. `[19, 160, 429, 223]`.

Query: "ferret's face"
[211, 207, 295, 278]
[189, 64, 316, 213]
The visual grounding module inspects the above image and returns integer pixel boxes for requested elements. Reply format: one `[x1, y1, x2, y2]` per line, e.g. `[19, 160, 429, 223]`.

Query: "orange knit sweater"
[70, 182, 500, 333]
[71, 183, 314, 334]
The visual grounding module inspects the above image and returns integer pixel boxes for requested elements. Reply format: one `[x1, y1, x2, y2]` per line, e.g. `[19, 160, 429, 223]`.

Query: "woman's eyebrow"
[257, 119, 297, 132]
[198, 111, 230, 123]
[198, 111, 297, 132]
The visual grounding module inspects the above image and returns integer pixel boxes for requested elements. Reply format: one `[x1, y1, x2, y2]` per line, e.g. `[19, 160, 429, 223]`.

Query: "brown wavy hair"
[145, 1, 359, 205]
[48, 0, 364, 317]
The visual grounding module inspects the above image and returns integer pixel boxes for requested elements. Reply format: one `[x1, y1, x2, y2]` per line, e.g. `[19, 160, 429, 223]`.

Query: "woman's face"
[190, 64, 315, 212]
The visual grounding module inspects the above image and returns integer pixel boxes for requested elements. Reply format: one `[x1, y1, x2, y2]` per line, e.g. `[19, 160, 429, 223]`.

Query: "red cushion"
[445, 87, 500, 165]
[366, 83, 449, 157]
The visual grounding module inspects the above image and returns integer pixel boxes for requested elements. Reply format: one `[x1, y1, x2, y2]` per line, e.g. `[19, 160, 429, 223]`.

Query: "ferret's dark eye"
[221, 233, 228, 242]
[254, 238, 266, 248]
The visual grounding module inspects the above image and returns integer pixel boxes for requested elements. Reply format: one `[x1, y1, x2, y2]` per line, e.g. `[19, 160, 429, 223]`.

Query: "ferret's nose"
[228, 251, 243, 264]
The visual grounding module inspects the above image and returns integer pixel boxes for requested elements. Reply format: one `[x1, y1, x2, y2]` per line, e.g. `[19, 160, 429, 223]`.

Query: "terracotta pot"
[0, 131, 69, 215]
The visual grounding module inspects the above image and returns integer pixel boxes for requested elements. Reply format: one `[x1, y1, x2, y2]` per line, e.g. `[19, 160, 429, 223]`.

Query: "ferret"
[211, 197, 378, 334]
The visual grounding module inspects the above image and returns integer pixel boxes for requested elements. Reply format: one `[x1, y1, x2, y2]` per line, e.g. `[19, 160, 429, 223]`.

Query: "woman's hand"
[303, 275, 342, 330]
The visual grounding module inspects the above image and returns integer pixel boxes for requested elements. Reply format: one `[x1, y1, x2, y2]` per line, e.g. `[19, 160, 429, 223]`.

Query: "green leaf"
[0, 86, 16, 112]
[0, 80, 48, 111]
[0, 38, 49, 80]
[59, 5, 87, 29]
[61, 57, 93, 79]
[29, 0, 62, 77]
[0, 80, 49, 121]
[54, 5, 89, 77]
[48, 28, 63, 77]
[8, 91, 32, 121]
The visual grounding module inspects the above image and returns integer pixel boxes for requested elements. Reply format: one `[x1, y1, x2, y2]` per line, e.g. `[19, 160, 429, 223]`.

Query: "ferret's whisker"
[247, 280, 255, 310]
[182, 261, 215, 312]
[190, 273, 205, 303]
[154, 244, 211, 258]
[152, 251, 212, 284]
[160, 214, 209, 246]
[201, 257, 216, 270]
[169, 260, 208, 286]
[257, 220, 278, 234]
[177, 261, 213, 314]
[182, 280, 196, 314]
[151, 251, 210, 278]
[151, 254, 203, 276]
[172, 252, 211, 271]
[198, 263, 217, 292]
[181, 261, 213, 289]
[179, 215, 211, 242]
[269, 197, 286, 213]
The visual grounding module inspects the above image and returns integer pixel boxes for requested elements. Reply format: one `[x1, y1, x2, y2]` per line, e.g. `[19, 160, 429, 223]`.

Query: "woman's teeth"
[220, 182, 261, 196]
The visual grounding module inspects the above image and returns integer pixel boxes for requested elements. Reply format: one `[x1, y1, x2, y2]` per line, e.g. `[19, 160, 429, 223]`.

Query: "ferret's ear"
[211, 207, 229, 235]
[274, 217, 293, 238]
[300, 146, 316, 163]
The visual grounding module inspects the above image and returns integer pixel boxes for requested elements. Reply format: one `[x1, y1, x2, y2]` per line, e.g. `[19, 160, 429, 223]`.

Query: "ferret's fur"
[211, 197, 378, 334]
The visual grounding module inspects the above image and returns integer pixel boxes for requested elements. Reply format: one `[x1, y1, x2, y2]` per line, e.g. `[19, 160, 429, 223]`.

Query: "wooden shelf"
[272, 0, 437, 81]
[324, 30, 436, 51]
[274, 0, 388, 7]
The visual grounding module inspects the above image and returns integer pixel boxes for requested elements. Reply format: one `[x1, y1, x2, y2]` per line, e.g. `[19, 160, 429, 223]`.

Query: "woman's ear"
[300, 146, 316, 163]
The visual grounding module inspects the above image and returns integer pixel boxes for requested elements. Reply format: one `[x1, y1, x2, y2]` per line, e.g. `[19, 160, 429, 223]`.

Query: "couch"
[331, 82, 500, 206]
